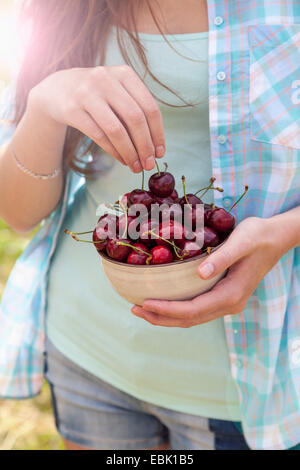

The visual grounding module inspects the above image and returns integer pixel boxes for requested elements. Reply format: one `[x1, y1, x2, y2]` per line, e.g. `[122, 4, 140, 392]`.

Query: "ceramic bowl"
[98, 243, 227, 306]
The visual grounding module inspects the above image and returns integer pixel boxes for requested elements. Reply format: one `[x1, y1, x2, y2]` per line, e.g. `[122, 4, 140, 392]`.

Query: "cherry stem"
[164, 162, 168, 172]
[147, 229, 182, 258]
[228, 185, 249, 213]
[142, 170, 145, 191]
[155, 159, 161, 176]
[181, 175, 192, 210]
[116, 241, 151, 257]
[64, 229, 105, 245]
[64, 229, 93, 236]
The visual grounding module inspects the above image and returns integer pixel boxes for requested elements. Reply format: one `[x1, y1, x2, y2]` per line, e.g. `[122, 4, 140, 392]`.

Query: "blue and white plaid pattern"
[0, 0, 300, 449]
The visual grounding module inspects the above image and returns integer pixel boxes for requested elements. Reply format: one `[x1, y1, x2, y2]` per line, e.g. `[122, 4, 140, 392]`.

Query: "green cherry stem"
[228, 185, 249, 213]
[64, 230, 105, 245]
[116, 241, 151, 258]
[155, 159, 161, 176]
[142, 170, 145, 191]
[147, 230, 182, 258]
[181, 175, 192, 210]
[64, 229, 93, 236]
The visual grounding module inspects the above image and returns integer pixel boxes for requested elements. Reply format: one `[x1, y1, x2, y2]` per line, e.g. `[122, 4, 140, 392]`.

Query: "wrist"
[265, 211, 300, 253]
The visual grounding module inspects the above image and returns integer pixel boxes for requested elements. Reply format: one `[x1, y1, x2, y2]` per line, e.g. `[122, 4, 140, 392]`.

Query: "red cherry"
[106, 238, 132, 261]
[118, 215, 140, 241]
[126, 243, 150, 265]
[93, 229, 107, 252]
[120, 192, 131, 208]
[96, 214, 119, 240]
[170, 189, 179, 200]
[156, 220, 186, 248]
[184, 205, 204, 230]
[161, 203, 183, 223]
[148, 171, 175, 198]
[128, 190, 154, 210]
[193, 226, 220, 249]
[208, 208, 235, 233]
[204, 204, 213, 225]
[179, 240, 202, 260]
[150, 245, 173, 265]
[139, 219, 160, 245]
[179, 194, 203, 208]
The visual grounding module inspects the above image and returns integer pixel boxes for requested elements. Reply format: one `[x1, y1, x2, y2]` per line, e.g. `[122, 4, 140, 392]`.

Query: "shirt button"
[223, 196, 233, 208]
[214, 16, 224, 26]
[217, 71, 226, 81]
[218, 134, 227, 144]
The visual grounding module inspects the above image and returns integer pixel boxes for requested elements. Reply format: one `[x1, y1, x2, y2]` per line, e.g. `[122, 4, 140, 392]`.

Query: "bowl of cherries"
[65, 162, 247, 306]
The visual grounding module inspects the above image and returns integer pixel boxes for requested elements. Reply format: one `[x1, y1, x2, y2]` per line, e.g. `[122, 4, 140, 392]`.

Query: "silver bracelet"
[10, 144, 62, 181]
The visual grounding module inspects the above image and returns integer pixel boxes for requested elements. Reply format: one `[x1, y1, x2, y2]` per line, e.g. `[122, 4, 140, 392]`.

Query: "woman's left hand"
[131, 216, 293, 328]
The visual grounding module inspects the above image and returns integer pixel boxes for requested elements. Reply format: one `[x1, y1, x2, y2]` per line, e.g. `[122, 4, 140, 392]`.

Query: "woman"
[0, 0, 300, 450]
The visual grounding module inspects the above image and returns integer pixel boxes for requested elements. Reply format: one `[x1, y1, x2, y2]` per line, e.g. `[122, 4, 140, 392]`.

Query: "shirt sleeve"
[0, 84, 17, 146]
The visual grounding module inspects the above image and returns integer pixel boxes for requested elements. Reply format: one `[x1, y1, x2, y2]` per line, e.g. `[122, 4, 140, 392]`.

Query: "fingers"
[83, 96, 143, 173]
[120, 69, 166, 160]
[198, 225, 254, 280]
[68, 109, 126, 166]
[106, 83, 157, 171]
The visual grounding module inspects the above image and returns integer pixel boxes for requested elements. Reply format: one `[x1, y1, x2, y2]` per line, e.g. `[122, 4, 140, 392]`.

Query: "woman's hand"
[30, 65, 165, 172]
[131, 215, 297, 328]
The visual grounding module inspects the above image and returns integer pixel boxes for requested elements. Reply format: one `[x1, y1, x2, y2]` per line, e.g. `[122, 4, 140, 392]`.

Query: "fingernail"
[145, 156, 155, 170]
[133, 161, 142, 172]
[156, 146, 165, 158]
[199, 262, 214, 279]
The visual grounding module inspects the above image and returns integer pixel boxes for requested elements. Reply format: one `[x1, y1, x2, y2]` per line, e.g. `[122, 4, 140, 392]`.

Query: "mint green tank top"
[46, 27, 241, 421]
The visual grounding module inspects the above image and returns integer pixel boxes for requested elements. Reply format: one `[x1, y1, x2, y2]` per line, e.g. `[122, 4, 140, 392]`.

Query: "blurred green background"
[0, 0, 64, 450]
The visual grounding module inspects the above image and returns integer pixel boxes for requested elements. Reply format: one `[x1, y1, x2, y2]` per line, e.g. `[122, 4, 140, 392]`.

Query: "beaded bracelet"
[10, 144, 62, 181]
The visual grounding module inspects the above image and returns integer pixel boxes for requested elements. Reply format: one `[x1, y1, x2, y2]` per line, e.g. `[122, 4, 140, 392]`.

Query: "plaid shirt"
[0, 0, 300, 450]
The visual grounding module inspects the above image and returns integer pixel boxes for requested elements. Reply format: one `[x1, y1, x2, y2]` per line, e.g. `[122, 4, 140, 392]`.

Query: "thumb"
[198, 229, 249, 280]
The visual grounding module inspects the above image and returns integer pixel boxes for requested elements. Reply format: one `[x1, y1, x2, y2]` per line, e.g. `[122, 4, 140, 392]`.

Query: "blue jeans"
[44, 337, 299, 450]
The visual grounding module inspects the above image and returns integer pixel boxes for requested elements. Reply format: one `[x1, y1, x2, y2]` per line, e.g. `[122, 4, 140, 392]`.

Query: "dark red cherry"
[204, 204, 214, 225]
[179, 194, 203, 208]
[139, 219, 160, 245]
[126, 243, 150, 265]
[96, 214, 119, 240]
[208, 208, 235, 233]
[170, 189, 179, 200]
[118, 215, 141, 241]
[148, 171, 175, 198]
[93, 229, 107, 253]
[156, 220, 186, 248]
[184, 205, 204, 230]
[161, 203, 183, 223]
[106, 238, 132, 261]
[150, 245, 173, 265]
[178, 240, 203, 260]
[153, 196, 174, 206]
[128, 189, 154, 211]
[193, 226, 220, 249]
[120, 192, 131, 209]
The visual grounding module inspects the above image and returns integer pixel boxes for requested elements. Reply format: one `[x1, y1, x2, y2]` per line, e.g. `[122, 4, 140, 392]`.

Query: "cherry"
[179, 194, 203, 208]
[184, 205, 204, 230]
[153, 196, 174, 206]
[161, 203, 183, 223]
[96, 214, 119, 240]
[208, 208, 235, 233]
[139, 219, 160, 245]
[118, 215, 141, 240]
[120, 192, 131, 209]
[148, 162, 175, 198]
[126, 243, 150, 265]
[128, 189, 154, 210]
[194, 226, 220, 249]
[170, 189, 179, 200]
[178, 240, 203, 260]
[150, 245, 173, 265]
[106, 238, 132, 261]
[156, 220, 186, 248]
[93, 228, 107, 253]
[204, 203, 214, 225]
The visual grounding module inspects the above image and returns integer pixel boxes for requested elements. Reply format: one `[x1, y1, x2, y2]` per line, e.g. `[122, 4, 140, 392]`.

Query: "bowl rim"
[98, 238, 227, 269]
